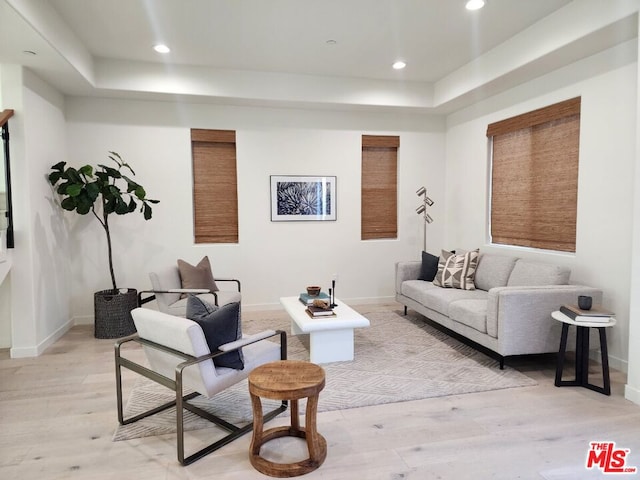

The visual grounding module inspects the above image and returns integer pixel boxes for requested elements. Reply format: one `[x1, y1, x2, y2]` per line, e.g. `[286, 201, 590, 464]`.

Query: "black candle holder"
[329, 280, 337, 308]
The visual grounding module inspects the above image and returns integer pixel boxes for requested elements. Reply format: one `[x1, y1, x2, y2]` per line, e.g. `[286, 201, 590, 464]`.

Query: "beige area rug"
[113, 310, 536, 441]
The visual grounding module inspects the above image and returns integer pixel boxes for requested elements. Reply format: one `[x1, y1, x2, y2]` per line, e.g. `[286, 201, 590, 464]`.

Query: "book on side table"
[559, 304, 615, 323]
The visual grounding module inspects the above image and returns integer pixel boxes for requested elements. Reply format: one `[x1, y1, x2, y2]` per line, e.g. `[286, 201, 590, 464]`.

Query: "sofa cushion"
[507, 260, 570, 286]
[449, 299, 488, 333]
[474, 253, 518, 291]
[401, 280, 439, 301]
[404, 281, 487, 316]
[418, 251, 439, 281]
[433, 249, 479, 290]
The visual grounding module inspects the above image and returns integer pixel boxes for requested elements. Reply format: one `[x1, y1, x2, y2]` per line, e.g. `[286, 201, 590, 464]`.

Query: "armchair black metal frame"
[137, 278, 242, 307]
[115, 329, 287, 465]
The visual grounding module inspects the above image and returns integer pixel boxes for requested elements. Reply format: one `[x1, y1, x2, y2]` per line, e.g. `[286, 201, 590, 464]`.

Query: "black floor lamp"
[416, 186, 434, 252]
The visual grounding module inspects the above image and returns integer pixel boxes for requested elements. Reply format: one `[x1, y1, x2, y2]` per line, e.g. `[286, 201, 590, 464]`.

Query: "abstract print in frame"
[270, 175, 336, 221]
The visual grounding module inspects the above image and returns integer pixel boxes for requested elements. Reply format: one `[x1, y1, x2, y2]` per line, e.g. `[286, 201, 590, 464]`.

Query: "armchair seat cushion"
[212, 339, 282, 392]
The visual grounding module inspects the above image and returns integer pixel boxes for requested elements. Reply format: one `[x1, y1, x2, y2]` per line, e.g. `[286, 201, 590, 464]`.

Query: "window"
[487, 98, 580, 252]
[361, 135, 399, 240]
[191, 129, 238, 243]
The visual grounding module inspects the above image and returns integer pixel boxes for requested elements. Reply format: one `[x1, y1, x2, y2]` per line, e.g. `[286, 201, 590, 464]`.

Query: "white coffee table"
[280, 296, 370, 364]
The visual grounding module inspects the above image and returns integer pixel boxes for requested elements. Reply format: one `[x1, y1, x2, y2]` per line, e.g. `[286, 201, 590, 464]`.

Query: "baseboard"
[241, 302, 283, 312]
[70, 297, 399, 315]
[589, 350, 628, 373]
[624, 384, 640, 405]
[10, 318, 73, 358]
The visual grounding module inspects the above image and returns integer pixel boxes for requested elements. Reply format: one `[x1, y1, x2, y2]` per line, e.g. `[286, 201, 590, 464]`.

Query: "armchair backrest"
[131, 307, 217, 395]
[149, 266, 182, 313]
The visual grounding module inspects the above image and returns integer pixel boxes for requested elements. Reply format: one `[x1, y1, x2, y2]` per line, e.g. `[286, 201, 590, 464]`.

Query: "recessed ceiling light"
[23, 50, 37, 56]
[326, 39, 337, 45]
[153, 44, 170, 54]
[465, 0, 485, 10]
[392, 61, 406, 70]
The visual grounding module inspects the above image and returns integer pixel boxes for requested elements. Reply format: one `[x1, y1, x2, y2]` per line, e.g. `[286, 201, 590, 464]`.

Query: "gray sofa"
[395, 252, 602, 368]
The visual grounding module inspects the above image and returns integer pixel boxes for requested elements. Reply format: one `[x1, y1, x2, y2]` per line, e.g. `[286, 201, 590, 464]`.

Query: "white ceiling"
[47, 0, 573, 82]
[0, 0, 638, 113]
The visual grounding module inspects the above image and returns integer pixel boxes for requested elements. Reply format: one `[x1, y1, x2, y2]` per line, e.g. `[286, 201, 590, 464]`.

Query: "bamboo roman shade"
[488, 98, 580, 252]
[361, 135, 399, 240]
[191, 129, 239, 244]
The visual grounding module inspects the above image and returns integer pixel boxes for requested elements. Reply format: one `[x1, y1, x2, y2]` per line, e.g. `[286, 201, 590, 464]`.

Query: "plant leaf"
[134, 186, 146, 200]
[98, 165, 122, 179]
[76, 197, 92, 215]
[121, 175, 140, 193]
[79, 165, 93, 176]
[143, 202, 152, 220]
[51, 161, 66, 172]
[85, 182, 100, 201]
[57, 181, 72, 195]
[115, 199, 129, 215]
[60, 197, 77, 211]
[66, 184, 83, 197]
[48, 171, 63, 185]
[66, 168, 84, 185]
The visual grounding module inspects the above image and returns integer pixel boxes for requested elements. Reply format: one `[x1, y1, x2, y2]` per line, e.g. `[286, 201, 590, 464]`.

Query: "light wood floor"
[1, 302, 639, 480]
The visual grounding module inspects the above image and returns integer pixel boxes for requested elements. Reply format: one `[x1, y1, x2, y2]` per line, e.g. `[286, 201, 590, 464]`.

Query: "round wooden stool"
[248, 360, 326, 477]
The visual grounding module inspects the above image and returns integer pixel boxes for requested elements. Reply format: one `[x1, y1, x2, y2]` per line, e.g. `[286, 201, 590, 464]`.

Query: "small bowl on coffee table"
[306, 286, 321, 297]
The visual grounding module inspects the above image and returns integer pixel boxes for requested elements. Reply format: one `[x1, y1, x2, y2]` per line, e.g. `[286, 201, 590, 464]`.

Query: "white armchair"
[138, 265, 241, 316]
[115, 307, 287, 465]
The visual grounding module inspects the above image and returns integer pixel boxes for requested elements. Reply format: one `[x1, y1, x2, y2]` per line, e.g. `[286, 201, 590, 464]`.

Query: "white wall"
[445, 44, 638, 372]
[21, 72, 72, 353]
[0, 64, 14, 348]
[63, 98, 446, 319]
[2, 65, 72, 357]
[625, 30, 640, 405]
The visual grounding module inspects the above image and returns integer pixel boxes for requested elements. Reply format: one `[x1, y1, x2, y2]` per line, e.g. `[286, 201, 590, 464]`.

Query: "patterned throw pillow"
[432, 249, 480, 290]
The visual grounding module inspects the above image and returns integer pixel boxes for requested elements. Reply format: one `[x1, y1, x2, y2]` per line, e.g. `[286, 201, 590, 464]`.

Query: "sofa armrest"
[487, 285, 603, 355]
[395, 261, 422, 293]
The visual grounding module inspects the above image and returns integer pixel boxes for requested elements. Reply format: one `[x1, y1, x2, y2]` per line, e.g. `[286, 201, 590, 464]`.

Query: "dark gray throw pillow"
[185, 296, 244, 370]
[418, 251, 439, 281]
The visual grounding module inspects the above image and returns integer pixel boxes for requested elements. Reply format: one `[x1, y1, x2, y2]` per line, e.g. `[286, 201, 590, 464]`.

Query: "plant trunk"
[103, 211, 117, 291]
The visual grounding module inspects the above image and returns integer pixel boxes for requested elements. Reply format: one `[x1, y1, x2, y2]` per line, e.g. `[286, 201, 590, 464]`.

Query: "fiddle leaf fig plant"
[48, 151, 159, 291]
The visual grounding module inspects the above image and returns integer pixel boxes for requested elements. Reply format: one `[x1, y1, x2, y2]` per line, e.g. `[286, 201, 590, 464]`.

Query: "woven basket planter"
[94, 288, 138, 339]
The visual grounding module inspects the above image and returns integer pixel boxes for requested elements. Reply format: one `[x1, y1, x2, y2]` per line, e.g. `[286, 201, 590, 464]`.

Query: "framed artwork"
[270, 175, 336, 222]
